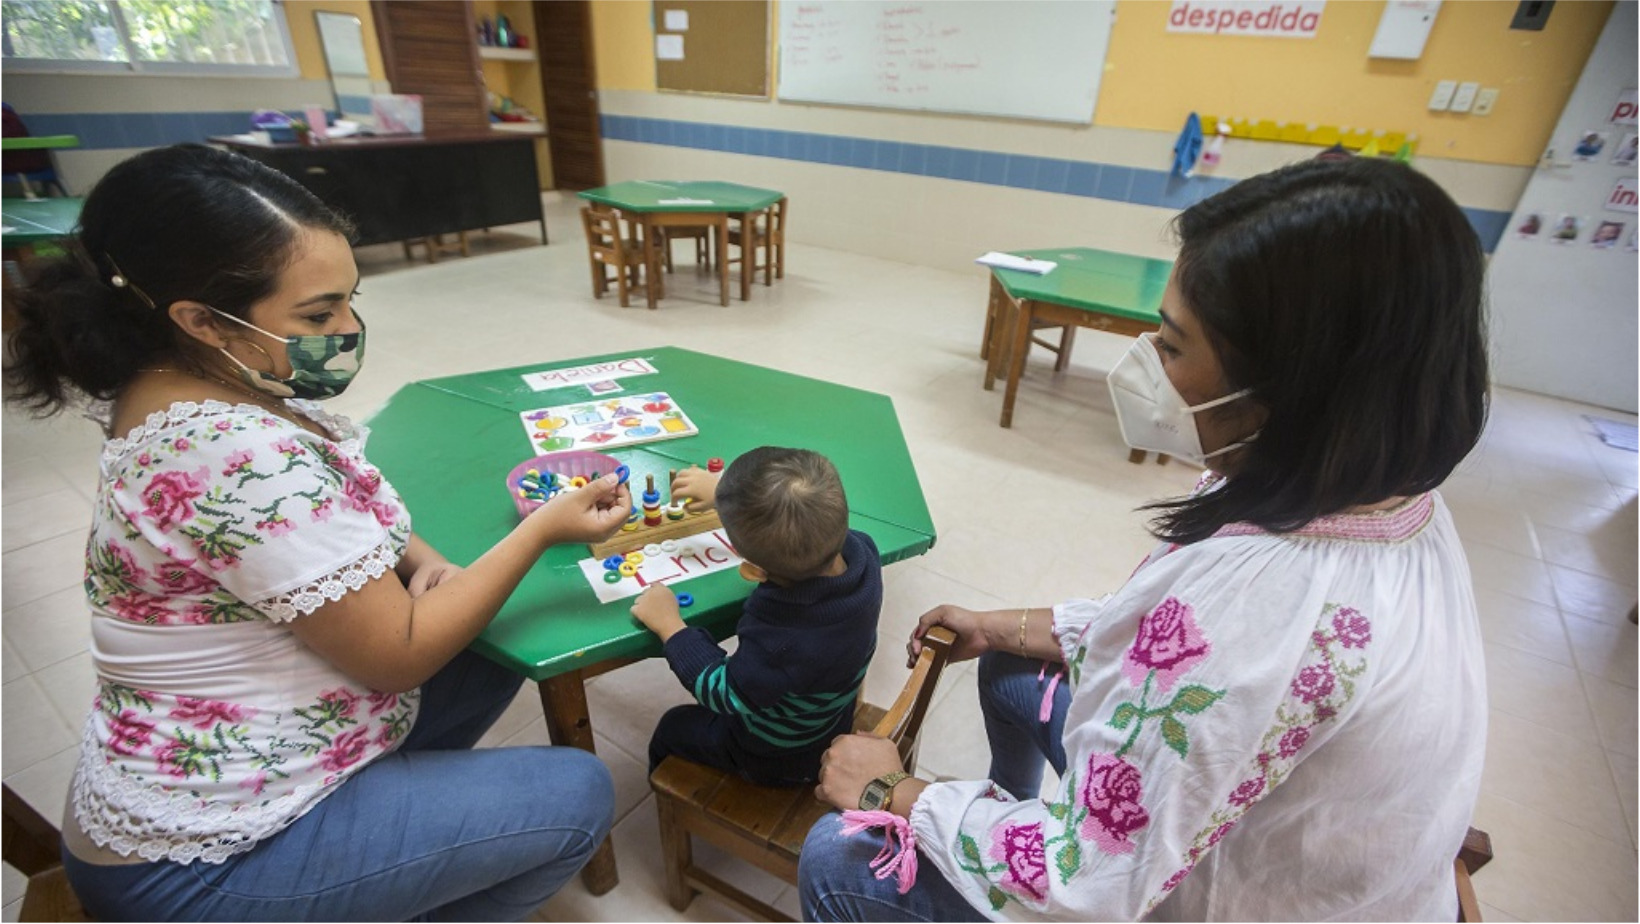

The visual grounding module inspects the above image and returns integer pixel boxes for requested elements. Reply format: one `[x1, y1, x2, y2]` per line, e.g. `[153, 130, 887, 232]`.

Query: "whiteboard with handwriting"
[777, 1, 1114, 124]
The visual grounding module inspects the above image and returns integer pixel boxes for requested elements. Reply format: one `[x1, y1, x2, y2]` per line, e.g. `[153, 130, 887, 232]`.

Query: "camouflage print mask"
[213, 308, 366, 400]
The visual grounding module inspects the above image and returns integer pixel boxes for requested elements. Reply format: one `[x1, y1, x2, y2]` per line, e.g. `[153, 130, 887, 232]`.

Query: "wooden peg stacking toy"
[586, 464, 725, 560]
[707, 457, 724, 473]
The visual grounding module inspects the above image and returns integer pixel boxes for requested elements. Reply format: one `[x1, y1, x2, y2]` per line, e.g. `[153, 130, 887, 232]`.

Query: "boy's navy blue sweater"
[661, 529, 882, 757]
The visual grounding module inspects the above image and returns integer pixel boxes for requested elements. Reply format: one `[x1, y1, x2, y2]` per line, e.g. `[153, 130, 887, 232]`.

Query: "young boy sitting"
[630, 446, 883, 786]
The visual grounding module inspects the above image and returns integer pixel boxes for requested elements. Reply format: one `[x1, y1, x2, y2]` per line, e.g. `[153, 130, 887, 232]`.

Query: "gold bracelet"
[1018, 608, 1031, 658]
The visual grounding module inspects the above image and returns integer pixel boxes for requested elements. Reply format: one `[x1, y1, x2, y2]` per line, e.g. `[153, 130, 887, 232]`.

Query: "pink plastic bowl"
[506, 450, 621, 518]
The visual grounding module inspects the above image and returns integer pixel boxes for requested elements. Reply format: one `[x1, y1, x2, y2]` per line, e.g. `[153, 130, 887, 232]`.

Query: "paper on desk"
[658, 197, 714, 205]
[579, 528, 742, 603]
[975, 251, 1057, 274]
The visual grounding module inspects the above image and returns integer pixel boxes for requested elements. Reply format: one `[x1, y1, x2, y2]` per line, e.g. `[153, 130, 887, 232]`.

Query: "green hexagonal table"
[365, 346, 935, 893]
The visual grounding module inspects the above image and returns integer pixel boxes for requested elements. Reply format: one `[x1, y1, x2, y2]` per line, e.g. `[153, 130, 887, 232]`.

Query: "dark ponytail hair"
[1147, 157, 1489, 544]
[4, 143, 353, 415]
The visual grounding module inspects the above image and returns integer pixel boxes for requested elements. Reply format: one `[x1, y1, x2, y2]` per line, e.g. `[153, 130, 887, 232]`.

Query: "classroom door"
[533, 0, 605, 190]
[370, 1, 489, 136]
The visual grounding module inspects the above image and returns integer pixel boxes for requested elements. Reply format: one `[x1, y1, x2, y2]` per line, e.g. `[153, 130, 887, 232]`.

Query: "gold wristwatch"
[858, 770, 910, 812]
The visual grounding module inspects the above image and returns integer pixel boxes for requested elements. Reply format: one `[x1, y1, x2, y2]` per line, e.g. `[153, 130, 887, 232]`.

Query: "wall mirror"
[315, 11, 373, 124]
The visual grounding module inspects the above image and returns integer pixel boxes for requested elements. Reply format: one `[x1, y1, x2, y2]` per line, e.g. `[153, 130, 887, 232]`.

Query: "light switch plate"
[1472, 87, 1499, 116]
[1450, 81, 1480, 113]
[1429, 80, 1458, 111]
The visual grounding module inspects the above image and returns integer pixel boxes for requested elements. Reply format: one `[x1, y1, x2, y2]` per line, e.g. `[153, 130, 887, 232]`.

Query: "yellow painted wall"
[1098, 0, 1611, 166]
[592, 0, 657, 91]
[283, 0, 386, 82]
[589, 0, 1609, 167]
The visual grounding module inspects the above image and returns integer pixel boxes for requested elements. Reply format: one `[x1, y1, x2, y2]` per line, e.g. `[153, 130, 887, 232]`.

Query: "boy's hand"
[670, 466, 720, 512]
[631, 583, 686, 641]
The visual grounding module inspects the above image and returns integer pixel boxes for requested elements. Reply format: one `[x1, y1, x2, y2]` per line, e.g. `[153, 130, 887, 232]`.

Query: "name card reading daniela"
[523, 357, 659, 392]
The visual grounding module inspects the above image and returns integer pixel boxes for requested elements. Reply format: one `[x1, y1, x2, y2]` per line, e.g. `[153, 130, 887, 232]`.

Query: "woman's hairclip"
[104, 256, 156, 309]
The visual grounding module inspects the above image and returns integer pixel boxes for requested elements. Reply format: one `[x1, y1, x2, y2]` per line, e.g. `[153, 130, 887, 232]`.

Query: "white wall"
[1486, 1, 1638, 413]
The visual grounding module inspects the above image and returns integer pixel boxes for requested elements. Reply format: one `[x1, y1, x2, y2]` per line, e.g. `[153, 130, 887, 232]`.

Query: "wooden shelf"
[479, 45, 535, 62]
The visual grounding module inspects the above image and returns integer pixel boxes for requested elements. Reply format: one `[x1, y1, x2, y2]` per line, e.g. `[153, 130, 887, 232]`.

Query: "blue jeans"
[63, 650, 615, 922]
[799, 652, 1071, 921]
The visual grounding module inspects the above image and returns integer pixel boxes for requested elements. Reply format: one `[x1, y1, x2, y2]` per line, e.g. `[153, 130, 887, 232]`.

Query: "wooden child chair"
[649, 625, 956, 922]
[2, 785, 93, 921]
[661, 224, 713, 274]
[581, 205, 647, 308]
[1454, 826, 1493, 922]
[727, 197, 788, 288]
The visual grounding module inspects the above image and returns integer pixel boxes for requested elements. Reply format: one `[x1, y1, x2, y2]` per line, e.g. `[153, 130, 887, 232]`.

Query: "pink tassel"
[1036, 663, 1063, 724]
[838, 810, 919, 894]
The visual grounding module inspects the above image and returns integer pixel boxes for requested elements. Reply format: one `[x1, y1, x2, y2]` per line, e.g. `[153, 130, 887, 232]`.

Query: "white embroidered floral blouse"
[72, 399, 417, 865]
[911, 490, 1487, 920]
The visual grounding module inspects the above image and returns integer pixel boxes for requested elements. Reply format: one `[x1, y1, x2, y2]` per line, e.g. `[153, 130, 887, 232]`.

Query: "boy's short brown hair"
[715, 447, 849, 581]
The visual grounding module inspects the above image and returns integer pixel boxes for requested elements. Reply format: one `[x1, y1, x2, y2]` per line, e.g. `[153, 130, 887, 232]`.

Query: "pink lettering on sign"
[1611, 88, 1638, 126]
[1606, 178, 1638, 214]
[1167, 1, 1324, 38]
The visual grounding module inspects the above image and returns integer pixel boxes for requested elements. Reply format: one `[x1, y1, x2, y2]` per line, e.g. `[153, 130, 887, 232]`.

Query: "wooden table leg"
[539, 672, 619, 895]
[737, 212, 752, 303]
[981, 276, 1001, 361]
[999, 299, 1033, 428]
[984, 287, 1018, 393]
[717, 216, 730, 306]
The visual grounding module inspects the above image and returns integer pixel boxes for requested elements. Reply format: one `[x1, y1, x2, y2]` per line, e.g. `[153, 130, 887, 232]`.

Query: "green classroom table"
[364, 346, 934, 894]
[1, 196, 82, 248]
[578, 181, 784, 309]
[980, 246, 1172, 431]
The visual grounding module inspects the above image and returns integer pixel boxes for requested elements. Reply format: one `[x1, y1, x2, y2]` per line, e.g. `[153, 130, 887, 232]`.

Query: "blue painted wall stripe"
[600, 114, 1510, 253]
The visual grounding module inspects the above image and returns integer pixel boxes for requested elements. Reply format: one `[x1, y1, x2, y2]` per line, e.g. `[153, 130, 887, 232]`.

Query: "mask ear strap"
[1184, 387, 1254, 414]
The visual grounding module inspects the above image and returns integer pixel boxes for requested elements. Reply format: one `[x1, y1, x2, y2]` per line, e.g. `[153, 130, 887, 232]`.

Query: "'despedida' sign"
[1167, 1, 1326, 37]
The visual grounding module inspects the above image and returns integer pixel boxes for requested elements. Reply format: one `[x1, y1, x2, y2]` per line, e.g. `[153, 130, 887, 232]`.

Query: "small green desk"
[365, 347, 934, 894]
[2, 196, 82, 248]
[578, 181, 784, 309]
[981, 247, 1171, 431]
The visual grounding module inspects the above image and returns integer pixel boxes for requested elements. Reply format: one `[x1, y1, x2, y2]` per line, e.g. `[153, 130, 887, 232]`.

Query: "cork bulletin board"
[653, 0, 769, 97]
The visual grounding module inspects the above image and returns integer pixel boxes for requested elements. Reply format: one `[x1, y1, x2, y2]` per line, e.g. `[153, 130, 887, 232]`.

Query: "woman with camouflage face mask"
[5, 144, 630, 921]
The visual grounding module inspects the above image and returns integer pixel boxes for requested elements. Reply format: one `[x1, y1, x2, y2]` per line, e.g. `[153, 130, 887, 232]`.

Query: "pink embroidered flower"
[155, 741, 192, 779]
[272, 437, 305, 457]
[1121, 597, 1211, 693]
[173, 437, 190, 452]
[375, 724, 401, 749]
[319, 728, 371, 773]
[99, 542, 149, 590]
[1331, 607, 1372, 649]
[256, 516, 295, 537]
[319, 688, 361, 719]
[1206, 821, 1237, 847]
[222, 448, 255, 476]
[1227, 775, 1265, 807]
[1291, 663, 1336, 704]
[1078, 752, 1149, 855]
[170, 697, 251, 730]
[238, 771, 269, 797]
[1161, 865, 1193, 894]
[107, 709, 156, 756]
[213, 419, 233, 432]
[152, 560, 219, 597]
[108, 592, 163, 625]
[141, 467, 210, 530]
[366, 690, 399, 716]
[1277, 725, 1311, 758]
[311, 497, 335, 522]
[344, 478, 377, 512]
[136, 452, 154, 468]
[988, 821, 1048, 902]
[370, 501, 398, 528]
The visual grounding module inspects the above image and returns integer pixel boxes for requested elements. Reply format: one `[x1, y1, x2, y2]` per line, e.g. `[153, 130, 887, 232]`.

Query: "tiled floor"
[3, 192, 1636, 921]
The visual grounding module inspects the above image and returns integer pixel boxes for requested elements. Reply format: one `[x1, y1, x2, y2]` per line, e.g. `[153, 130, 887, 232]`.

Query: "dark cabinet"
[209, 132, 547, 248]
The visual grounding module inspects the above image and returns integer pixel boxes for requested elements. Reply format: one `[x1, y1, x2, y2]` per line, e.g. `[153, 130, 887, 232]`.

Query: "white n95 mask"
[1107, 334, 1255, 466]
